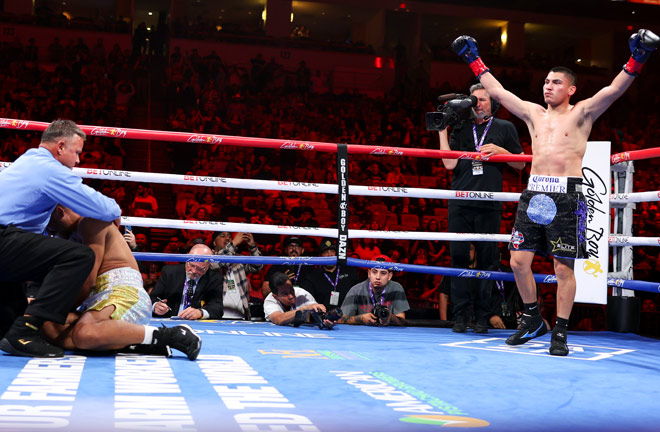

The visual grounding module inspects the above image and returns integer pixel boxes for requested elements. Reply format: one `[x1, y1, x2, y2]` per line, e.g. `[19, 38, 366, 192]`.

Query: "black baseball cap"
[283, 236, 303, 248]
[319, 239, 336, 253]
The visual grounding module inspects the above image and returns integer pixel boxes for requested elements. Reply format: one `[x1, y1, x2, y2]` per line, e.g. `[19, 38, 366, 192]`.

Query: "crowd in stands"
[1, 32, 659, 334]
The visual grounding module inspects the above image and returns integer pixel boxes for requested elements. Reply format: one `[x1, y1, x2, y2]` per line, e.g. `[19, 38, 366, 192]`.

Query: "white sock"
[142, 326, 157, 344]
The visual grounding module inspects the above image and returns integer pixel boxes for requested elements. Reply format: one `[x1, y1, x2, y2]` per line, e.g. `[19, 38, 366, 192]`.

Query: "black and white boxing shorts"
[508, 175, 588, 259]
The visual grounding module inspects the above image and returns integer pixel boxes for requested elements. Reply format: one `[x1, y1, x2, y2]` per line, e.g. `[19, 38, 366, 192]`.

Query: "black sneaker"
[549, 327, 569, 356]
[473, 321, 488, 334]
[0, 316, 64, 358]
[452, 320, 467, 333]
[506, 314, 547, 345]
[153, 324, 201, 360]
[119, 344, 173, 357]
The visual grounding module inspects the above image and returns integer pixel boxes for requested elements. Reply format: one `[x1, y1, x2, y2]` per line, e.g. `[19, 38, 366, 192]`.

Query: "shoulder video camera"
[425, 93, 477, 131]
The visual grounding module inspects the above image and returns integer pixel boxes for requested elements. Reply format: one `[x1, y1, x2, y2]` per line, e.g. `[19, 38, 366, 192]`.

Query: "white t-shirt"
[263, 286, 316, 322]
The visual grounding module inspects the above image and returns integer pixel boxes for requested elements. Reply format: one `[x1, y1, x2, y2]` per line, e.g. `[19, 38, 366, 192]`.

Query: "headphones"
[469, 83, 499, 116]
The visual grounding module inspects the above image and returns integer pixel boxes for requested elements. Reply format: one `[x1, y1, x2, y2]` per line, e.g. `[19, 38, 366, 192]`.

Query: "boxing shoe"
[0, 316, 64, 357]
[119, 344, 173, 358]
[549, 327, 569, 356]
[152, 324, 201, 360]
[506, 313, 547, 345]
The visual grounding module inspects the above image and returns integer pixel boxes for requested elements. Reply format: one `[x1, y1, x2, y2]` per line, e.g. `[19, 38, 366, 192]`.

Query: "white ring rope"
[75, 166, 522, 202]
[122, 216, 660, 246]
[2, 161, 658, 246]
[121, 216, 511, 242]
[2, 162, 657, 203]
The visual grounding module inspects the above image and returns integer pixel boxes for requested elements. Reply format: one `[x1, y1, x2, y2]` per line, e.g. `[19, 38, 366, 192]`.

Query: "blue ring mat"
[1, 319, 659, 432]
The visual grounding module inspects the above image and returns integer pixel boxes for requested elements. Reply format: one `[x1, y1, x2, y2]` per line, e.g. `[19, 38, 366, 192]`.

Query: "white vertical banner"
[575, 141, 611, 304]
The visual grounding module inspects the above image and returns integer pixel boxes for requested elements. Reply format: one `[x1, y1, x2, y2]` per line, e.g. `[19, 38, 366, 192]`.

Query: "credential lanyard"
[368, 282, 386, 307]
[323, 266, 340, 290]
[472, 117, 494, 151]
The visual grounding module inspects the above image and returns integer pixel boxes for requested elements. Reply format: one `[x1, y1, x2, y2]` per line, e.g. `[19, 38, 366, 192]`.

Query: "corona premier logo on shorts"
[280, 141, 315, 150]
[90, 127, 127, 138]
[369, 147, 403, 156]
[582, 259, 604, 277]
[187, 134, 222, 144]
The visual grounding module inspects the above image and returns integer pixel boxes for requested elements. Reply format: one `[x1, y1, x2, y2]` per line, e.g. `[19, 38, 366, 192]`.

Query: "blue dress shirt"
[0, 147, 121, 233]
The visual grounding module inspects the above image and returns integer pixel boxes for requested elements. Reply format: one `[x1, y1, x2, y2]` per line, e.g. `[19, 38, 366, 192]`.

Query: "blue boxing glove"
[451, 35, 490, 78]
[623, 29, 660, 76]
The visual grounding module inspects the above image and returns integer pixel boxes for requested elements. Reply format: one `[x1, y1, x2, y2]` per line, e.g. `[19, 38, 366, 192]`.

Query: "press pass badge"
[472, 160, 483, 176]
[330, 291, 340, 306]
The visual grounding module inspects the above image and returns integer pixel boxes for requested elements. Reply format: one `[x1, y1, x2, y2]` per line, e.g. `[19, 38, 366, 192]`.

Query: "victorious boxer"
[451, 29, 659, 355]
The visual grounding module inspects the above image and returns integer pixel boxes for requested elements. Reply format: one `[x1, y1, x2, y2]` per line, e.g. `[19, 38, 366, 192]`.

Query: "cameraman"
[264, 272, 336, 327]
[339, 255, 409, 326]
[438, 83, 524, 334]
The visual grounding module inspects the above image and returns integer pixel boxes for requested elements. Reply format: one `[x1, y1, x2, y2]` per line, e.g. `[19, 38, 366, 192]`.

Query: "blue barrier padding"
[134, 253, 659, 292]
[608, 277, 660, 293]
[348, 257, 559, 284]
[133, 252, 335, 266]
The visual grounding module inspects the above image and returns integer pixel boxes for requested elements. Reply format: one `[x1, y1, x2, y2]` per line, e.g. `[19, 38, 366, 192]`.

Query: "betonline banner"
[575, 141, 610, 305]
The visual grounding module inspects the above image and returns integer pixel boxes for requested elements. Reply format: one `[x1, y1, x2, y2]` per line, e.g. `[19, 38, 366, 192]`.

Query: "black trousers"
[448, 206, 501, 322]
[0, 225, 94, 325]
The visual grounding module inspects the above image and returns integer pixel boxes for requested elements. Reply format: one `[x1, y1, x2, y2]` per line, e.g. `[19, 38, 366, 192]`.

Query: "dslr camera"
[371, 304, 391, 325]
[311, 308, 343, 330]
[425, 94, 477, 131]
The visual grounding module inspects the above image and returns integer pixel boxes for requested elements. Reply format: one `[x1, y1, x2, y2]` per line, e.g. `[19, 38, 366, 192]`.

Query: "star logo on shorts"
[551, 237, 576, 253]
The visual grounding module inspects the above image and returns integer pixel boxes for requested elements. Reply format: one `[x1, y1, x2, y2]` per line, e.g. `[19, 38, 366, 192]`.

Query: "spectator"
[263, 236, 314, 296]
[129, 184, 158, 217]
[211, 231, 263, 320]
[175, 190, 199, 220]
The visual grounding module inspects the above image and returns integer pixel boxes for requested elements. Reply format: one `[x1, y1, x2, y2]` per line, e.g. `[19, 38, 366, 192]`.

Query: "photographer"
[339, 255, 409, 326]
[264, 272, 338, 328]
[437, 83, 524, 334]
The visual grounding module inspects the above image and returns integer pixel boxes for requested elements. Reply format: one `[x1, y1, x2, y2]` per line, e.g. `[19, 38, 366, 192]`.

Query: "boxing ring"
[1, 118, 660, 431]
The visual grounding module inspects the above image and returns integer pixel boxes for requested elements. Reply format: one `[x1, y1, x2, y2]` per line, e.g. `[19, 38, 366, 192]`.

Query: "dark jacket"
[150, 264, 223, 319]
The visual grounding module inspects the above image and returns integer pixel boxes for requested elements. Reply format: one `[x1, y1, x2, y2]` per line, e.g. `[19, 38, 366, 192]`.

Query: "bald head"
[185, 244, 212, 279]
[189, 244, 212, 256]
